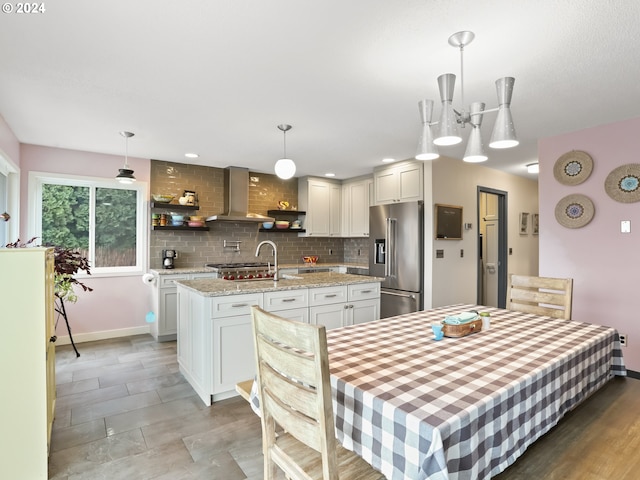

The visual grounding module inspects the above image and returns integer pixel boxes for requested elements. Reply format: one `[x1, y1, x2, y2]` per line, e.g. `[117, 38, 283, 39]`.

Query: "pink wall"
[0, 114, 20, 165]
[539, 117, 640, 372]
[19, 144, 153, 338]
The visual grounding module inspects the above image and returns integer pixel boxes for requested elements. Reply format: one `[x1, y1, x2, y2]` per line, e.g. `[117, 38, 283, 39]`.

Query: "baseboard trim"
[627, 370, 640, 380]
[56, 325, 151, 346]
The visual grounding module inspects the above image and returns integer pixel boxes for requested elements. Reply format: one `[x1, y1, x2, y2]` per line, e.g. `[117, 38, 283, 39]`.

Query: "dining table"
[250, 304, 626, 480]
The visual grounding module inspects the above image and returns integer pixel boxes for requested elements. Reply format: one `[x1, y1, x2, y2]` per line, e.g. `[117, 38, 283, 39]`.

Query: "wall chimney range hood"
[205, 167, 275, 223]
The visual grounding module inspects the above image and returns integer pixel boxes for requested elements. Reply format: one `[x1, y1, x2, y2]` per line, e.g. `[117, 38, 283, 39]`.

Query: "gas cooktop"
[205, 262, 274, 281]
[205, 262, 269, 269]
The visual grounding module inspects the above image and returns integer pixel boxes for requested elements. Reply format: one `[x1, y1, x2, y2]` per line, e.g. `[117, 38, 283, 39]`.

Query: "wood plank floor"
[50, 335, 639, 479]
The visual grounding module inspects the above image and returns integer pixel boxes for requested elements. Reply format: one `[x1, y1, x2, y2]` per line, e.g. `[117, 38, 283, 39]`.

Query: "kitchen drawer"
[308, 285, 348, 306]
[210, 293, 263, 318]
[159, 274, 189, 288]
[189, 272, 217, 280]
[348, 282, 380, 301]
[263, 289, 309, 311]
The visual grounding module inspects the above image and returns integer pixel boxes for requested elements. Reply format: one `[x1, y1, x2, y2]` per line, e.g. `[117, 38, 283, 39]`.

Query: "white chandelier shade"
[416, 99, 440, 160]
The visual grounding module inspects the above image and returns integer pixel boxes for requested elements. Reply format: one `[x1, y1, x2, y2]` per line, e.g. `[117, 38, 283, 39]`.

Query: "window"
[29, 172, 147, 275]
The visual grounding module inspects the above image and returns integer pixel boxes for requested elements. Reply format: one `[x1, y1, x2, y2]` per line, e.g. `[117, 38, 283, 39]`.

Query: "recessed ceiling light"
[185, 153, 199, 159]
[382, 158, 395, 163]
[325, 172, 336, 177]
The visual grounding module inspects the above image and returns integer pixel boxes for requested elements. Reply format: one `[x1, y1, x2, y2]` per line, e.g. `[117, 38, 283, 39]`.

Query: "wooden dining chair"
[506, 274, 573, 320]
[250, 306, 384, 480]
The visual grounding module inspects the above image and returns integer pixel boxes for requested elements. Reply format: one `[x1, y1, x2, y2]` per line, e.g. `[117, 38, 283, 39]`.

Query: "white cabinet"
[153, 271, 217, 341]
[309, 283, 380, 329]
[374, 161, 423, 205]
[298, 177, 342, 237]
[310, 303, 349, 330]
[177, 289, 262, 406]
[342, 176, 373, 237]
[177, 281, 379, 404]
[0, 248, 56, 479]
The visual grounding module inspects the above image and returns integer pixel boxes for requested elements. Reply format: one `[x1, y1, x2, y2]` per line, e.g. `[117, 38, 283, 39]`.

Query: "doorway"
[477, 187, 508, 308]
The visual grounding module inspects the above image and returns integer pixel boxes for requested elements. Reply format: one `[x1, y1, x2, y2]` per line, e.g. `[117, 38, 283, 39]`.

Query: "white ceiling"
[1, 0, 639, 180]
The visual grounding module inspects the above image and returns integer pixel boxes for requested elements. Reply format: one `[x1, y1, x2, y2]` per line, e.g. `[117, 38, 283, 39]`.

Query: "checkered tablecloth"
[326, 304, 626, 480]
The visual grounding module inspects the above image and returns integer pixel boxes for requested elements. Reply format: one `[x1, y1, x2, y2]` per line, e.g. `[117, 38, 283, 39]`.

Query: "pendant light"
[416, 31, 518, 164]
[115, 131, 136, 184]
[274, 124, 296, 180]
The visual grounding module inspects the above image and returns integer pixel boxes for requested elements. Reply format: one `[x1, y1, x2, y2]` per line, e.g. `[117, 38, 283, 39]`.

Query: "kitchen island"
[176, 272, 382, 405]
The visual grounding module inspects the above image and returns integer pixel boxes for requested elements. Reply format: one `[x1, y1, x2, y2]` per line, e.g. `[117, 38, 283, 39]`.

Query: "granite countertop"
[150, 262, 368, 276]
[176, 272, 383, 297]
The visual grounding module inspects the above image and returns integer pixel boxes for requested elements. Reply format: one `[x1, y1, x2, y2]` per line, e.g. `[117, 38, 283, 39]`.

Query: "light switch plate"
[621, 220, 631, 233]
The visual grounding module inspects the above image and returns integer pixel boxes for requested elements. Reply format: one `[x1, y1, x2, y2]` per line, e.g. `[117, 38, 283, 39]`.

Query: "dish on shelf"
[289, 226, 302, 230]
[188, 221, 204, 227]
[171, 221, 184, 227]
[152, 194, 174, 203]
[275, 221, 290, 229]
[262, 221, 274, 229]
[189, 215, 204, 222]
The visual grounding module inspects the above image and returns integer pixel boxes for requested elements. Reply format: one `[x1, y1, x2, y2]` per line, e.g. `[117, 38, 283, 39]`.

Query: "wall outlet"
[329, 248, 333, 255]
[619, 333, 627, 347]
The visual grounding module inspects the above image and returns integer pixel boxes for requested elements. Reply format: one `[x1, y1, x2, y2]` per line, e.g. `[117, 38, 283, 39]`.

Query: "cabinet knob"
[50, 335, 57, 343]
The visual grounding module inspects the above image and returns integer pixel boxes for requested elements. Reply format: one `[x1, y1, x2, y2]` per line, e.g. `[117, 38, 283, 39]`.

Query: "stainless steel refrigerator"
[369, 201, 424, 318]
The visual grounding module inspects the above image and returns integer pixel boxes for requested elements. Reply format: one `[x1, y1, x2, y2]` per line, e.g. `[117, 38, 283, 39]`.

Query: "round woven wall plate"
[554, 194, 595, 229]
[553, 150, 593, 185]
[604, 163, 640, 203]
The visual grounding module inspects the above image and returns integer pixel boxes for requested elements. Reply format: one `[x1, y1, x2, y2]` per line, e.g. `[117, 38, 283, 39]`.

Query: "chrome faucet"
[255, 240, 279, 281]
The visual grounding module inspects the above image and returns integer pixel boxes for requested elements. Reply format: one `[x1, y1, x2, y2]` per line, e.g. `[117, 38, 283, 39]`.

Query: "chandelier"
[416, 31, 518, 163]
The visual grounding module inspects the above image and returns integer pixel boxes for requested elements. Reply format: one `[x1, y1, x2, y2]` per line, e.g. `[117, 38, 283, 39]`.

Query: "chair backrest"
[251, 305, 338, 480]
[506, 274, 573, 320]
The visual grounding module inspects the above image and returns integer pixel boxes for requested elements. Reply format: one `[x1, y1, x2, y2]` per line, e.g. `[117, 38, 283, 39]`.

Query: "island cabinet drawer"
[348, 282, 380, 301]
[309, 285, 348, 306]
[210, 294, 263, 318]
[159, 275, 189, 288]
[263, 289, 309, 311]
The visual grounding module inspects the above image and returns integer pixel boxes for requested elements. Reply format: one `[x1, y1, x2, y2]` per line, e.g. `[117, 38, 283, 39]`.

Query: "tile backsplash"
[149, 160, 368, 269]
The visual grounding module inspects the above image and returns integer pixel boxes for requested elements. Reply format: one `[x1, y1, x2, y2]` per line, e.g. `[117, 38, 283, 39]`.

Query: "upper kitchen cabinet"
[373, 160, 423, 205]
[298, 177, 341, 237]
[342, 176, 373, 237]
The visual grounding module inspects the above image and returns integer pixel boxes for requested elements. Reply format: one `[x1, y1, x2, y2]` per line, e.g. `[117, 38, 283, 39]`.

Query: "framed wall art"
[435, 204, 463, 240]
[519, 212, 529, 234]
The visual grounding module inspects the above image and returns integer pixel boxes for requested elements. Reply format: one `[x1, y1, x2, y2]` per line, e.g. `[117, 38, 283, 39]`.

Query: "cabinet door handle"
[324, 294, 337, 298]
[282, 298, 296, 302]
[231, 303, 248, 308]
[360, 290, 372, 294]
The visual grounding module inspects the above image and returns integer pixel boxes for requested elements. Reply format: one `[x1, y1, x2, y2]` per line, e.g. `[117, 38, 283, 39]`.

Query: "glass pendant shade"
[489, 77, 519, 149]
[415, 99, 439, 160]
[275, 158, 296, 179]
[274, 124, 296, 179]
[116, 131, 136, 183]
[434, 74, 462, 146]
[463, 102, 487, 162]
